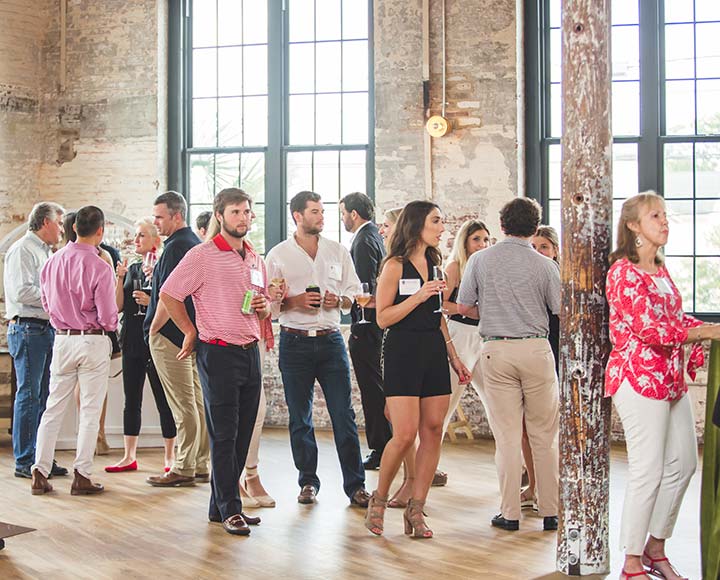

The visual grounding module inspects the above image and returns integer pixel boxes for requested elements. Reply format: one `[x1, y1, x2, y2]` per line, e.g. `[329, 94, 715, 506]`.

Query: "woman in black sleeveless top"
[364, 201, 470, 539]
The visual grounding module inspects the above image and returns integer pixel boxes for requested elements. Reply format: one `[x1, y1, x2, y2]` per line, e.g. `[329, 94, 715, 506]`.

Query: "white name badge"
[654, 277, 673, 295]
[399, 278, 421, 295]
[251, 268, 264, 288]
[329, 263, 342, 281]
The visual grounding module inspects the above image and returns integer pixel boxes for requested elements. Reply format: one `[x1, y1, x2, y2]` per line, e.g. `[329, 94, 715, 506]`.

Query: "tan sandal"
[404, 498, 433, 538]
[388, 477, 413, 508]
[243, 466, 276, 508]
[364, 491, 388, 536]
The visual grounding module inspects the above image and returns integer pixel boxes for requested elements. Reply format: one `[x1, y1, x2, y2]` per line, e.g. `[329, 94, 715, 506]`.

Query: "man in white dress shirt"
[265, 191, 369, 507]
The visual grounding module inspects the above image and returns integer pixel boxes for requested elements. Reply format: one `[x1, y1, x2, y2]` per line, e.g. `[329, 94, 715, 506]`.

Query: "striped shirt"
[457, 237, 561, 338]
[160, 234, 269, 346]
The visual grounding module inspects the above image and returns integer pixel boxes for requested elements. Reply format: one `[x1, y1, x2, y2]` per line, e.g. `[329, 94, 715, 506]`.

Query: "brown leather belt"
[280, 326, 338, 338]
[57, 329, 108, 336]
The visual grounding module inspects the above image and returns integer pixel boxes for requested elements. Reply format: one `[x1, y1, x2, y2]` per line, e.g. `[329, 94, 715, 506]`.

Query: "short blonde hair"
[135, 217, 162, 247]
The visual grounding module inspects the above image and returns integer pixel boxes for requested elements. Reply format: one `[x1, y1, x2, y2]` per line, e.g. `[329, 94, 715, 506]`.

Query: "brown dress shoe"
[71, 470, 104, 495]
[223, 514, 250, 536]
[146, 471, 196, 487]
[31, 469, 53, 495]
[297, 484, 317, 504]
[350, 487, 371, 507]
[194, 472, 210, 483]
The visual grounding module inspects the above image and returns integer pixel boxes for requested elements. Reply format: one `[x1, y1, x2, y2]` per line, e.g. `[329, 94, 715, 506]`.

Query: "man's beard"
[302, 223, 323, 236]
[222, 221, 248, 239]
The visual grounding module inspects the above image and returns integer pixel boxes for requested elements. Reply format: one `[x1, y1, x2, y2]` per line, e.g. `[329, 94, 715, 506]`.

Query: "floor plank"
[0, 429, 702, 579]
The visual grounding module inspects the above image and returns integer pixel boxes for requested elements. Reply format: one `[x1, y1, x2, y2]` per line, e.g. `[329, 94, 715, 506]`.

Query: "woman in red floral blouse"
[606, 191, 720, 580]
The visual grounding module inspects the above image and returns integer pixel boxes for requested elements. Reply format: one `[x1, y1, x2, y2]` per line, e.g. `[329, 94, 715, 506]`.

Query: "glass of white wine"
[433, 266, 444, 314]
[355, 282, 372, 324]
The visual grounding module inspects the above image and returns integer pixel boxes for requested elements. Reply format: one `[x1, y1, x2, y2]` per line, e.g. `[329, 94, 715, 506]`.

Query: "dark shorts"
[382, 328, 451, 398]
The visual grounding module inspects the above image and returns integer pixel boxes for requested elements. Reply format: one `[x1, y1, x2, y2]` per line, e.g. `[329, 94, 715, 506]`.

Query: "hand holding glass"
[433, 266, 444, 314]
[355, 283, 372, 324]
[133, 279, 146, 316]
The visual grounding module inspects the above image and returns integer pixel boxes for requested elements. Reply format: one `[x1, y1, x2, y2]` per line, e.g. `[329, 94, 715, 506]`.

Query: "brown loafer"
[146, 471, 196, 487]
[31, 469, 53, 495]
[194, 472, 210, 483]
[223, 514, 250, 536]
[349, 487, 371, 508]
[209, 512, 260, 525]
[71, 470, 104, 495]
[297, 484, 317, 504]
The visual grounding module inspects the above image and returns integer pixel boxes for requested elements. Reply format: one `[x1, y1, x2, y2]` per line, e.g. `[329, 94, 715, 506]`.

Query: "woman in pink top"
[606, 191, 720, 580]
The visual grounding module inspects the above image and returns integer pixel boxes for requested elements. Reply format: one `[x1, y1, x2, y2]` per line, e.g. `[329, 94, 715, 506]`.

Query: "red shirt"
[605, 258, 704, 401]
[160, 234, 269, 346]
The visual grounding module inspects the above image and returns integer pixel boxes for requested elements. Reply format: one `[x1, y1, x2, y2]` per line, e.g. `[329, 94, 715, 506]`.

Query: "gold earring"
[635, 236, 643, 248]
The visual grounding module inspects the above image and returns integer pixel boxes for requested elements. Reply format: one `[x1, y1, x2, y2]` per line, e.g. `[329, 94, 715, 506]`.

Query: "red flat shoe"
[620, 569, 649, 579]
[104, 461, 138, 473]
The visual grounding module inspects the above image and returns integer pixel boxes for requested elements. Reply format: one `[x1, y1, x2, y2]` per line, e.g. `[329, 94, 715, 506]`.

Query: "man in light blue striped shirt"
[458, 197, 560, 533]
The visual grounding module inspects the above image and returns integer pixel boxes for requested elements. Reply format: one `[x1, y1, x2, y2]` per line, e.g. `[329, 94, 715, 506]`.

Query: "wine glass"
[269, 276, 286, 302]
[433, 266, 444, 313]
[133, 278, 146, 316]
[142, 251, 157, 290]
[355, 283, 372, 324]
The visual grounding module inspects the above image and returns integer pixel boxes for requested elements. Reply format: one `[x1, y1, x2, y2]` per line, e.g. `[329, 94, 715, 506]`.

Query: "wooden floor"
[0, 429, 702, 580]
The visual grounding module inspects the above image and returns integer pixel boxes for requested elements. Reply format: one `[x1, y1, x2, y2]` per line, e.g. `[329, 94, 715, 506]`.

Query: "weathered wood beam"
[557, 0, 613, 575]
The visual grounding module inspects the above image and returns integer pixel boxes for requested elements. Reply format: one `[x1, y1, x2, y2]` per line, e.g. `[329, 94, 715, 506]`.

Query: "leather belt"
[11, 317, 49, 325]
[280, 326, 338, 338]
[57, 329, 108, 336]
[203, 338, 258, 350]
[484, 334, 547, 341]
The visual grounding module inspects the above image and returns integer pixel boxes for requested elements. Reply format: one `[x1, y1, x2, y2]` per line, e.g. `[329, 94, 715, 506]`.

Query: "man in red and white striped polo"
[159, 188, 270, 537]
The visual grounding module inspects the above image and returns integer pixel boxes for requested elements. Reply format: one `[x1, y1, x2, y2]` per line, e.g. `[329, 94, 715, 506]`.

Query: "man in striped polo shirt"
[159, 188, 270, 537]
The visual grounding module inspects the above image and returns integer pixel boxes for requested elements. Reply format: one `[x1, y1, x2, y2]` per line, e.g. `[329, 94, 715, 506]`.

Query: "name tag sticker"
[251, 268, 264, 288]
[654, 277, 673, 295]
[399, 278, 421, 295]
[329, 263, 342, 281]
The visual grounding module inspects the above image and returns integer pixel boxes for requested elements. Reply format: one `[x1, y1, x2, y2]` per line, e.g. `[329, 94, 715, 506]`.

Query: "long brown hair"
[384, 200, 443, 269]
[609, 190, 665, 266]
[535, 225, 559, 263]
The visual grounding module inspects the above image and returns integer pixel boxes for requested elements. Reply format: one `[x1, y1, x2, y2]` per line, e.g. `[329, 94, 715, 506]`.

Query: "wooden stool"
[445, 403, 474, 442]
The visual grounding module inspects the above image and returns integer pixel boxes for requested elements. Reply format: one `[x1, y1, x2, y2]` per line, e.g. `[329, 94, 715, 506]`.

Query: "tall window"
[177, 0, 373, 253]
[527, 0, 720, 316]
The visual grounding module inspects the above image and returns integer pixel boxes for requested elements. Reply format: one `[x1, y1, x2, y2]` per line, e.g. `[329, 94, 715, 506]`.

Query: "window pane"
[289, 43, 315, 94]
[243, 45, 267, 96]
[241, 152, 265, 203]
[664, 142, 694, 198]
[313, 150, 340, 199]
[193, 48, 217, 98]
[287, 151, 313, 195]
[696, 200, 720, 255]
[665, 80, 695, 135]
[696, 23, 720, 79]
[322, 202, 341, 241]
[193, 0, 217, 48]
[696, 143, 720, 198]
[289, 95, 315, 145]
[248, 203, 265, 254]
[549, 0, 560, 28]
[218, 47, 243, 96]
[696, 0, 720, 22]
[664, 0, 693, 24]
[612, 81, 640, 136]
[215, 153, 240, 190]
[611, 0, 639, 25]
[342, 0, 368, 39]
[243, 0, 267, 45]
[289, 0, 315, 43]
[550, 28, 561, 83]
[340, 150, 366, 196]
[316, 0, 342, 41]
[217, 97, 243, 147]
[697, 79, 720, 135]
[193, 98, 217, 147]
[316, 42, 342, 92]
[664, 199, 694, 255]
[190, 154, 216, 203]
[663, 24, 694, 79]
[696, 257, 720, 311]
[612, 26, 639, 81]
[664, 256, 694, 309]
[243, 97, 268, 147]
[612, 143, 638, 198]
[217, 0, 242, 47]
[548, 143, 561, 199]
[550, 83, 562, 137]
[315, 94, 342, 144]
[548, 199, 561, 237]
[342, 40, 368, 92]
[342, 92, 368, 144]
[612, 199, 626, 240]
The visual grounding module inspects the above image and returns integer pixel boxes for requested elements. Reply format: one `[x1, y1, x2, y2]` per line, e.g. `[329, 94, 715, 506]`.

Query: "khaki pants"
[480, 338, 559, 519]
[150, 332, 210, 477]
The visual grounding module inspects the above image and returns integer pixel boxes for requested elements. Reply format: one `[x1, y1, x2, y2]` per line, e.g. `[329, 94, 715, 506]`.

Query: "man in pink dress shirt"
[31, 206, 118, 496]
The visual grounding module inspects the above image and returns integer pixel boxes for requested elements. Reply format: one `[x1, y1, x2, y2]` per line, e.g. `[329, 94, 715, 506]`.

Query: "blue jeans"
[278, 330, 365, 498]
[7, 321, 55, 469]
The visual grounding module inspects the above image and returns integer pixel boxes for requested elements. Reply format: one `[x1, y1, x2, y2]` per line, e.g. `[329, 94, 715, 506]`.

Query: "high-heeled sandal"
[364, 491, 388, 536]
[242, 466, 276, 508]
[388, 477, 414, 508]
[642, 551, 687, 580]
[403, 498, 433, 539]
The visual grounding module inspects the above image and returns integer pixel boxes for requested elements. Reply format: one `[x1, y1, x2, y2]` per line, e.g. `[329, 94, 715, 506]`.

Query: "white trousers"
[33, 334, 112, 478]
[612, 379, 697, 555]
[442, 319, 489, 434]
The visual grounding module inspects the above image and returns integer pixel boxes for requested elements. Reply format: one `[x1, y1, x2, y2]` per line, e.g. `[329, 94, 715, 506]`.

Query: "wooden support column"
[557, 0, 613, 575]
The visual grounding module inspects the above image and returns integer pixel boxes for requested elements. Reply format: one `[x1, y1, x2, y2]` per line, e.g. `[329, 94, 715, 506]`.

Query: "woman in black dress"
[365, 201, 470, 538]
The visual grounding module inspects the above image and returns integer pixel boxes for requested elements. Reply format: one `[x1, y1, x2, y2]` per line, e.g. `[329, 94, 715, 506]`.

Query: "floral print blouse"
[605, 258, 704, 401]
